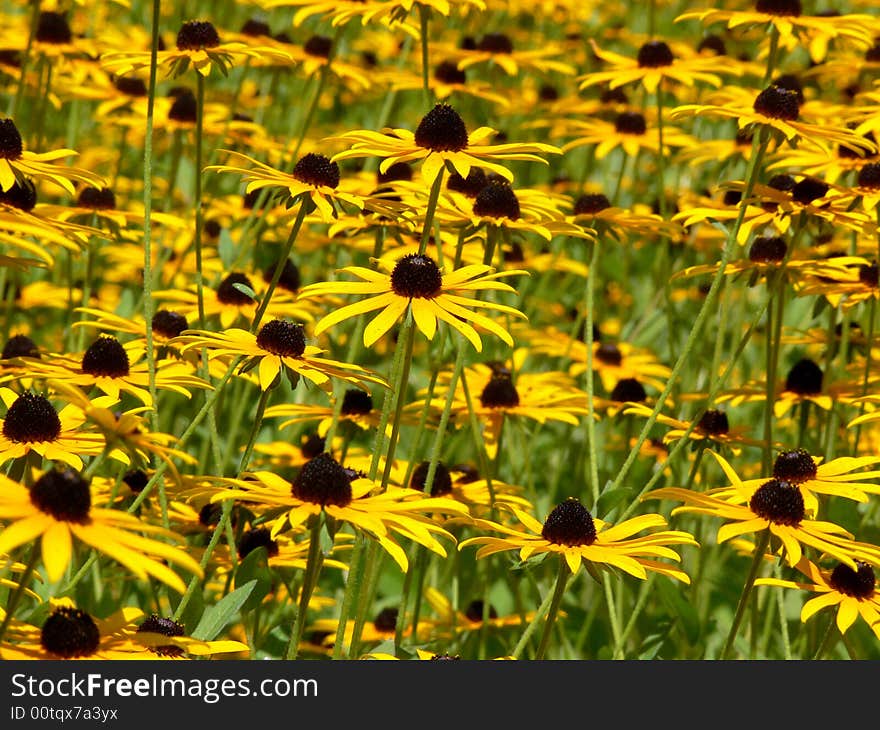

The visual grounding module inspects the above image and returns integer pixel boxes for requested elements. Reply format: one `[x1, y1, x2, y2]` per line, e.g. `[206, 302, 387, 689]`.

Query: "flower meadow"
[2, 0, 880, 664]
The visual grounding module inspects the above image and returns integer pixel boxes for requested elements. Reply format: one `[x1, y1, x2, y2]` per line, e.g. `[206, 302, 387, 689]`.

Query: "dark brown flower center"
[237, 527, 280, 559]
[30, 469, 91, 524]
[2, 334, 39, 359]
[723, 190, 742, 206]
[477, 33, 513, 54]
[36, 11, 72, 45]
[828, 562, 875, 599]
[0, 177, 37, 210]
[137, 614, 186, 657]
[410, 460, 453, 496]
[340, 388, 373, 415]
[791, 178, 829, 205]
[637, 40, 674, 68]
[216, 272, 255, 306]
[76, 186, 116, 210]
[372, 607, 398, 632]
[772, 74, 804, 105]
[390, 253, 443, 298]
[304, 35, 332, 59]
[447, 167, 488, 198]
[748, 235, 787, 263]
[614, 111, 647, 135]
[152, 309, 189, 339]
[81, 335, 130, 378]
[3, 392, 61, 443]
[168, 89, 197, 123]
[753, 85, 800, 121]
[377, 161, 413, 185]
[464, 600, 498, 622]
[574, 193, 611, 216]
[292, 152, 340, 189]
[292, 452, 354, 507]
[452, 463, 480, 484]
[114, 76, 148, 97]
[434, 60, 466, 85]
[697, 35, 726, 55]
[41, 608, 100, 658]
[785, 358, 823, 395]
[414, 103, 469, 152]
[749, 478, 804, 525]
[480, 372, 520, 408]
[0, 118, 23, 160]
[859, 261, 879, 287]
[772, 448, 817, 483]
[610, 377, 647, 403]
[300, 432, 326, 460]
[755, 0, 802, 16]
[595, 342, 622, 366]
[857, 162, 880, 190]
[256, 320, 306, 357]
[473, 180, 521, 220]
[176, 20, 221, 51]
[263, 258, 301, 293]
[696, 409, 729, 436]
[541, 498, 597, 546]
[198, 503, 223, 527]
[240, 18, 271, 37]
[122, 469, 149, 494]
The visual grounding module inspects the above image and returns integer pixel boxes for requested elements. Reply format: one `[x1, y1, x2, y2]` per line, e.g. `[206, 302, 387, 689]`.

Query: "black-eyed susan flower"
[0, 601, 246, 659]
[577, 38, 730, 93]
[298, 252, 528, 350]
[755, 556, 880, 639]
[557, 110, 696, 161]
[206, 453, 469, 570]
[100, 19, 292, 78]
[11, 335, 210, 406]
[206, 150, 364, 223]
[645, 452, 880, 570]
[0, 469, 203, 591]
[0, 117, 103, 194]
[0, 389, 105, 470]
[460, 498, 697, 581]
[436, 32, 576, 77]
[328, 102, 561, 183]
[170, 320, 388, 392]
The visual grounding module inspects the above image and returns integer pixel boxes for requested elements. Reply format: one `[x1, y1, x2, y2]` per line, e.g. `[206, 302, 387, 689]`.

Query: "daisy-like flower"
[328, 102, 561, 183]
[556, 110, 696, 160]
[1, 601, 247, 659]
[795, 257, 880, 310]
[676, 2, 876, 64]
[0, 469, 203, 591]
[169, 320, 388, 392]
[100, 19, 293, 78]
[460, 498, 697, 581]
[206, 150, 364, 223]
[435, 32, 576, 77]
[715, 447, 880, 517]
[577, 39, 731, 94]
[423, 588, 535, 637]
[621, 403, 766, 454]
[0, 117, 103, 194]
[383, 60, 511, 109]
[755, 556, 880, 639]
[207, 452, 469, 570]
[11, 335, 210, 407]
[670, 85, 877, 153]
[0, 389, 105, 470]
[298, 252, 528, 350]
[565, 190, 683, 242]
[645, 452, 880, 570]
[418, 362, 590, 459]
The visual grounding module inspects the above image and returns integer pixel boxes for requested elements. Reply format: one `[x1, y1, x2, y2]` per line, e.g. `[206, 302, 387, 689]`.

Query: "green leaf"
[217, 227, 235, 269]
[232, 282, 256, 300]
[235, 548, 273, 613]
[191, 579, 257, 641]
[655, 577, 700, 645]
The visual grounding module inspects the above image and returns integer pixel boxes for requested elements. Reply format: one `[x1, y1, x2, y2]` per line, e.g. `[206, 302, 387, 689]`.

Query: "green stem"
[419, 166, 446, 256]
[720, 529, 771, 659]
[331, 534, 365, 660]
[534, 558, 570, 660]
[194, 72, 207, 328]
[0, 545, 38, 645]
[811, 615, 837, 660]
[511, 567, 561, 659]
[418, 3, 433, 107]
[285, 515, 326, 659]
[584, 236, 601, 505]
[251, 200, 312, 333]
[238, 388, 271, 475]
